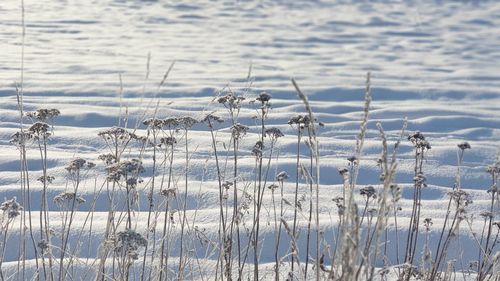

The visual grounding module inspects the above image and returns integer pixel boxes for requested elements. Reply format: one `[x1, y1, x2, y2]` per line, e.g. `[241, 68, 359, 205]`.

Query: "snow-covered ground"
[1, 0, 499, 280]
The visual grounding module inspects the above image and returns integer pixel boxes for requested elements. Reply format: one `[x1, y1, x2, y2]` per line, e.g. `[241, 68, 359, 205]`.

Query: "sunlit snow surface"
[0, 0, 500, 279]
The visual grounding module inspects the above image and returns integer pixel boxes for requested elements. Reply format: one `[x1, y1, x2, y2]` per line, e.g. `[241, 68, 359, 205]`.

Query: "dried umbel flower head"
[413, 172, 427, 187]
[390, 184, 402, 203]
[1, 197, 23, 219]
[252, 141, 264, 158]
[479, 211, 493, 220]
[201, 113, 224, 128]
[126, 178, 139, 188]
[106, 159, 145, 182]
[160, 136, 177, 147]
[276, 171, 289, 182]
[423, 218, 433, 231]
[66, 158, 95, 174]
[332, 197, 345, 216]
[347, 156, 358, 166]
[37, 175, 55, 185]
[338, 168, 349, 176]
[447, 189, 472, 207]
[98, 153, 117, 165]
[256, 92, 272, 103]
[408, 131, 431, 150]
[457, 142, 471, 150]
[360, 185, 376, 199]
[143, 118, 163, 129]
[129, 133, 148, 144]
[113, 229, 148, 260]
[177, 116, 198, 130]
[28, 122, 51, 139]
[288, 114, 312, 129]
[288, 115, 303, 125]
[267, 184, 279, 191]
[231, 123, 249, 139]
[54, 192, 86, 205]
[265, 127, 284, 140]
[25, 108, 60, 122]
[217, 90, 245, 110]
[162, 117, 180, 129]
[98, 127, 132, 144]
[9, 131, 32, 147]
[160, 188, 176, 198]
[38, 240, 49, 251]
[222, 181, 233, 190]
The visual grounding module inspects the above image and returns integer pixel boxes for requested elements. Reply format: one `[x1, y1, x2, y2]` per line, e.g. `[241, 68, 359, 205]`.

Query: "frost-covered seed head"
[65, 158, 88, 173]
[256, 92, 272, 103]
[113, 229, 147, 259]
[177, 116, 198, 130]
[160, 136, 177, 146]
[201, 114, 224, 128]
[457, 142, 471, 150]
[106, 159, 145, 182]
[338, 168, 349, 176]
[162, 117, 180, 129]
[252, 141, 264, 157]
[0, 197, 23, 219]
[408, 131, 431, 150]
[54, 192, 85, 205]
[143, 118, 163, 128]
[10, 131, 32, 147]
[26, 108, 60, 122]
[265, 127, 284, 140]
[360, 185, 376, 199]
[267, 184, 279, 191]
[28, 122, 51, 138]
[231, 123, 249, 139]
[37, 175, 55, 184]
[160, 188, 176, 198]
[98, 153, 117, 165]
[276, 171, 289, 182]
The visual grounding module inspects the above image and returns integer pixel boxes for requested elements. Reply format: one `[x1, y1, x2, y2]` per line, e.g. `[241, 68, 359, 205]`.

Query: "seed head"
[162, 117, 180, 129]
[265, 127, 284, 140]
[143, 118, 163, 128]
[276, 171, 289, 182]
[25, 108, 60, 122]
[201, 114, 224, 128]
[256, 92, 272, 103]
[408, 131, 431, 150]
[28, 122, 51, 138]
[160, 136, 177, 146]
[0, 197, 23, 219]
[54, 192, 86, 205]
[231, 123, 249, 139]
[177, 116, 198, 130]
[457, 142, 471, 150]
[10, 131, 32, 147]
[113, 229, 148, 260]
[37, 175, 55, 185]
[360, 185, 376, 199]
[160, 188, 176, 198]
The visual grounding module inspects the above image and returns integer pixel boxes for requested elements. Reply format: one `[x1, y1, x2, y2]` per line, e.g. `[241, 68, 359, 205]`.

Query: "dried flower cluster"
[408, 131, 431, 150]
[54, 192, 86, 205]
[0, 197, 23, 219]
[112, 229, 148, 260]
[25, 108, 60, 122]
